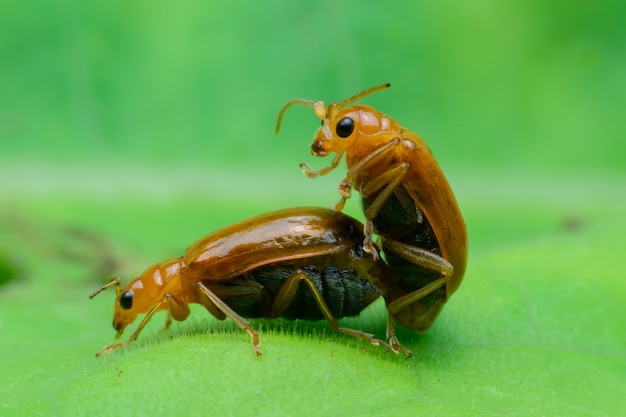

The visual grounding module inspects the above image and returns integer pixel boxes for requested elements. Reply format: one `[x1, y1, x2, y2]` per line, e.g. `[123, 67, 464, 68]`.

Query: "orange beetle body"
[277, 84, 467, 338]
[90, 207, 409, 356]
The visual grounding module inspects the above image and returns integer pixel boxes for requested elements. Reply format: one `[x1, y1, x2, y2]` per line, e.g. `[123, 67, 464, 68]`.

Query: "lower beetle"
[90, 207, 412, 356]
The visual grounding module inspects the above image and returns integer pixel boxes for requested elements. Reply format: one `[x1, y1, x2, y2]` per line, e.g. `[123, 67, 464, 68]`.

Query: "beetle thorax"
[121, 257, 184, 315]
[351, 107, 399, 135]
[146, 257, 184, 298]
[111, 257, 185, 335]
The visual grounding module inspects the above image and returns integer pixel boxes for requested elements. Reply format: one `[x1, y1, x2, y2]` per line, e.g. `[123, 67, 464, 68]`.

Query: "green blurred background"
[1, 1, 625, 416]
[2, 0, 624, 171]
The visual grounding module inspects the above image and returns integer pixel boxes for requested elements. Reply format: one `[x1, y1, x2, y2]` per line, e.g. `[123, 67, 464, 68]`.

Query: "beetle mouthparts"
[311, 140, 327, 156]
[113, 320, 126, 338]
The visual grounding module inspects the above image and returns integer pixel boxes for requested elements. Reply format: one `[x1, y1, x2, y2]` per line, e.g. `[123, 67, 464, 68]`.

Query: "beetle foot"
[337, 327, 388, 351]
[247, 328, 262, 356]
[338, 182, 351, 198]
[95, 340, 129, 357]
[363, 238, 380, 261]
[389, 336, 412, 358]
[300, 162, 317, 178]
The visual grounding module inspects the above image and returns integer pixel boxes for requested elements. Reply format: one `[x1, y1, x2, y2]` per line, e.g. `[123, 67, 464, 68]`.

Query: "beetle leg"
[329, 181, 352, 211]
[331, 138, 403, 255]
[386, 313, 413, 358]
[383, 237, 454, 277]
[333, 196, 348, 211]
[362, 221, 379, 260]
[359, 162, 410, 258]
[166, 293, 191, 322]
[338, 180, 352, 198]
[195, 282, 262, 356]
[360, 162, 409, 216]
[386, 274, 450, 318]
[96, 293, 183, 357]
[162, 311, 173, 332]
[340, 137, 400, 194]
[400, 186, 424, 224]
[159, 292, 191, 332]
[300, 151, 344, 178]
[196, 294, 227, 321]
[271, 268, 389, 351]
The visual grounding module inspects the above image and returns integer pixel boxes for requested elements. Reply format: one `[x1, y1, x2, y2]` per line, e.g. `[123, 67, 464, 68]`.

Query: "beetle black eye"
[336, 117, 354, 138]
[119, 290, 133, 310]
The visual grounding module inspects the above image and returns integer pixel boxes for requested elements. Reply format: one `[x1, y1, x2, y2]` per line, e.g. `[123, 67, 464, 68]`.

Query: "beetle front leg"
[160, 293, 191, 333]
[300, 151, 344, 178]
[332, 181, 352, 211]
[358, 163, 410, 258]
[195, 282, 262, 356]
[96, 293, 188, 357]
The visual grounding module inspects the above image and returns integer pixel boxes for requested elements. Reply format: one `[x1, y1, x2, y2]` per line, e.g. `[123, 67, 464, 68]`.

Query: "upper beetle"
[276, 84, 467, 333]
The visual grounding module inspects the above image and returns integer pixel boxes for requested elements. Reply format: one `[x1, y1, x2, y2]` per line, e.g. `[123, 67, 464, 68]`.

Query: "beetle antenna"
[275, 99, 315, 134]
[89, 276, 121, 299]
[338, 83, 391, 108]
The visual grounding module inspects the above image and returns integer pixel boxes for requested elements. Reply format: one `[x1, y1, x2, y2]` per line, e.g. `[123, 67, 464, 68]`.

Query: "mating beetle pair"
[91, 84, 467, 357]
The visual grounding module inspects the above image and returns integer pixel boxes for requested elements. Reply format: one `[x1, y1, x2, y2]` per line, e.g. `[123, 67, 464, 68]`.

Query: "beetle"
[276, 84, 467, 333]
[90, 206, 411, 357]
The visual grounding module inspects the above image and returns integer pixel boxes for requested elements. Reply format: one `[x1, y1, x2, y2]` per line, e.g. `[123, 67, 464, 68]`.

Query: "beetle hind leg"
[383, 237, 453, 277]
[385, 314, 413, 358]
[271, 268, 389, 351]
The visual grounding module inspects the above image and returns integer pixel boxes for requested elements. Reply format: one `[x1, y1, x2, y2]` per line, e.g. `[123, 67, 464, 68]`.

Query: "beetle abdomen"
[251, 264, 381, 321]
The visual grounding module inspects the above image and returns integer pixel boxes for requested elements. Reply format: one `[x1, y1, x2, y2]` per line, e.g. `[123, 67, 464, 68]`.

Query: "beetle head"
[90, 258, 183, 338]
[311, 105, 398, 157]
[276, 83, 391, 158]
[111, 278, 145, 337]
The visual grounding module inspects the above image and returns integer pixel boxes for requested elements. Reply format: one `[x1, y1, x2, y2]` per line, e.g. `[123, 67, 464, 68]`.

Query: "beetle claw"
[363, 238, 380, 261]
[96, 341, 123, 357]
[389, 336, 413, 358]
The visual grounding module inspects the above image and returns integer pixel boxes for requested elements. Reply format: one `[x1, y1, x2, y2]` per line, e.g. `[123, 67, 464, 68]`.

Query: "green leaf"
[1, 171, 624, 417]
